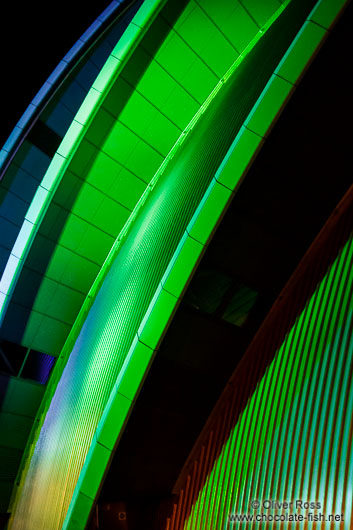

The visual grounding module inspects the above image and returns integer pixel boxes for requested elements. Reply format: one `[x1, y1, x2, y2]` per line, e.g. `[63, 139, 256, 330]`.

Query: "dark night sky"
[1, 1, 112, 147]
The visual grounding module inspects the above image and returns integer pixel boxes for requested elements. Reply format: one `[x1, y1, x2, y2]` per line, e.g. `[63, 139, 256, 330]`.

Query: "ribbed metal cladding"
[166, 189, 353, 529]
[9, 2, 321, 528]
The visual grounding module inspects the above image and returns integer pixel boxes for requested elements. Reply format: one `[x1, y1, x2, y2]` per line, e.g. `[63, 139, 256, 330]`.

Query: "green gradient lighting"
[8, 0, 346, 528]
[182, 235, 353, 529]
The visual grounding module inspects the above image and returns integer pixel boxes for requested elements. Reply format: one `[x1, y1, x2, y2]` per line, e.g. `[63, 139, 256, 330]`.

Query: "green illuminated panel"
[161, 233, 204, 298]
[275, 21, 327, 84]
[308, 0, 348, 29]
[75, 87, 102, 126]
[92, 197, 130, 237]
[24, 186, 49, 225]
[208, 2, 259, 53]
[9, 0, 332, 528]
[11, 221, 35, 259]
[41, 153, 67, 192]
[32, 279, 85, 324]
[172, 3, 239, 78]
[100, 119, 138, 163]
[85, 150, 142, 199]
[78, 442, 111, 501]
[215, 126, 263, 191]
[57, 121, 84, 159]
[154, 30, 199, 82]
[244, 74, 294, 137]
[160, 83, 199, 130]
[179, 59, 219, 104]
[85, 108, 115, 146]
[187, 179, 233, 245]
[75, 223, 115, 264]
[132, 0, 167, 28]
[92, 55, 121, 93]
[69, 182, 105, 220]
[48, 215, 86, 256]
[63, 492, 93, 530]
[197, 0, 246, 40]
[67, 140, 97, 177]
[118, 90, 181, 156]
[96, 390, 132, 451]
[138, 287, 179, 350]
[22, 311, 71, 356]
[129, 59, 199, 129]
[102, 119, 165, 181]
[53, 171, 82, 206]
[116, 339, 155, 401]
[181, 234, 353, 529]
[242, 0, 282, 27]
[108, 167, 147, 210]
[154, 30, 219, 104]
[102, 76, 135, 118]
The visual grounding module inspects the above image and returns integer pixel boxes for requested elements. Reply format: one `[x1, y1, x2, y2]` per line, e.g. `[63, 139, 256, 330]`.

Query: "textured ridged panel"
[9, 1, 322, 528]
[166, 186, 353, 529]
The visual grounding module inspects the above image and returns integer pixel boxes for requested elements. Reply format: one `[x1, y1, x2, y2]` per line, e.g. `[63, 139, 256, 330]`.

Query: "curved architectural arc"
[2, 0, 349, 529]
[165, 187, 353, 529]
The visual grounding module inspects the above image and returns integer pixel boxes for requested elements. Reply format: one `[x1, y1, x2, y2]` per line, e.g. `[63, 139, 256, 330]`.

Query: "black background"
[0, 1, 112, 147]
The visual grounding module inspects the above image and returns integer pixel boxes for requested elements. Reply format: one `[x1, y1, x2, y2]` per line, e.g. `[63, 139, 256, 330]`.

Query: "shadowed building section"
[163, 187, 353, 529]
[0, 0, 351, 529]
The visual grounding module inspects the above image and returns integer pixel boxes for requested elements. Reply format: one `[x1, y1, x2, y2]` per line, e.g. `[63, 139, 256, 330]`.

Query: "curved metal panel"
[8, 0, 343, 528]
[168, 224, 353, 530]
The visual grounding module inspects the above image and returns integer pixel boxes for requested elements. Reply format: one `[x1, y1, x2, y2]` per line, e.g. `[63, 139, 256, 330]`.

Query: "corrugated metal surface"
[9, 0, 322, 528]
[166, 188, 353, 529]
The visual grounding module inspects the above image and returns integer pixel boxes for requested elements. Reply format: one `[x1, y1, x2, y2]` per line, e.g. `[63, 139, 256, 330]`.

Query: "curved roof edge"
[6, 0, 349, 527]
[62, 1, 350, 528]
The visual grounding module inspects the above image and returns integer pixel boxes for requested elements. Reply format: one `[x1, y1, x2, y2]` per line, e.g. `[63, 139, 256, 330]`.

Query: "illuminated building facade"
[0, 0, 352, 528]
